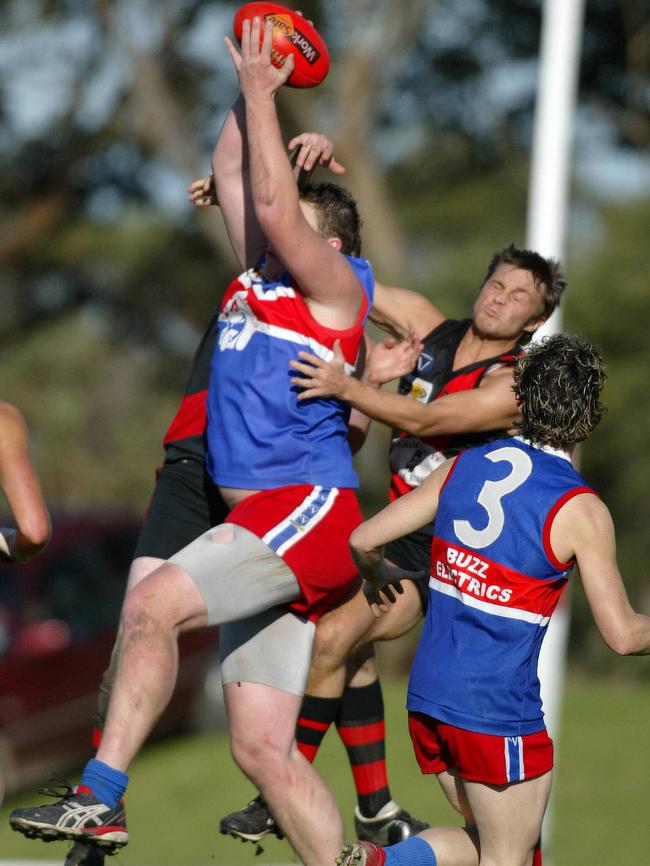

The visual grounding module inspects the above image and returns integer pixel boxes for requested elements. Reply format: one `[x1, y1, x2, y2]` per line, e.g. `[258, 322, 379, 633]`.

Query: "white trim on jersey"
[513, 435, 572, 463]
[251, 283, 296, 300]
[429, 575, 551, 627]
[253, 320, 356, 375]
[217, 310, 357, 376]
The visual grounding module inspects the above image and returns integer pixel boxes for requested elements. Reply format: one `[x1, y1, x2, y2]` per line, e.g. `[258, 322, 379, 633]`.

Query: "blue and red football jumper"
[408, 435, 595, 737]
[206, 257, 373, 490]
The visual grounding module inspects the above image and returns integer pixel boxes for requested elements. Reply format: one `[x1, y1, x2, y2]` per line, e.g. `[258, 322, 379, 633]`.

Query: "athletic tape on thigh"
[220, 609, 315, 695]
[168, 522, 300, 625]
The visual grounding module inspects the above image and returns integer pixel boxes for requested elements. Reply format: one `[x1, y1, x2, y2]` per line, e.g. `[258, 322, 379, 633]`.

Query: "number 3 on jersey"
[453, 446, 532, 549]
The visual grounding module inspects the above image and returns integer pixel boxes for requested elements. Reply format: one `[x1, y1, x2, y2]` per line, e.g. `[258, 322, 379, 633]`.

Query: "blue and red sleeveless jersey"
[407, 436, 594, 736]
[206, 256, 374, 489]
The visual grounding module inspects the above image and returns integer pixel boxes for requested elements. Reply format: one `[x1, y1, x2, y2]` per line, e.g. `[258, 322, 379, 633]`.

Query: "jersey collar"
[513, 435, 572, 463]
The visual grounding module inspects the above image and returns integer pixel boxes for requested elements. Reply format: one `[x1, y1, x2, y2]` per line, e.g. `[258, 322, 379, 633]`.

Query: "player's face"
[472, 264, 546, 340]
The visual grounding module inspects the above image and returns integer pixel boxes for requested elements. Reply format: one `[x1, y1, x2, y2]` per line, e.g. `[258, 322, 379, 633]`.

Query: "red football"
[233, 2, 329, 88]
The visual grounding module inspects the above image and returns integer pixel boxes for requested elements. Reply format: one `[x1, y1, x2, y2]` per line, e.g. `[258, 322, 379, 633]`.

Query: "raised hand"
[365, 331, 423, 387]
[287, 132, 346, 178]
[224, 17, 295, 99]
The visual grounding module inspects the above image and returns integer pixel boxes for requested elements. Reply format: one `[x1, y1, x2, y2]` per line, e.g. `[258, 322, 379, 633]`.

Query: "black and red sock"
[295, 693, 341, 762]
[336, 679, 391, 817]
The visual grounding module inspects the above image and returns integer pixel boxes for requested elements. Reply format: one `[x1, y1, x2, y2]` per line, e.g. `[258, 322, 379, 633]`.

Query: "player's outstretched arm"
[350, 466, 448, 613]
[211, 94, 266, 270]
[0, 402, 51, 562]
[290, 349, 519, 437]
[225, 17, 362, 327]
[553, 493, 650, 655]
[371, 280, 446, 341]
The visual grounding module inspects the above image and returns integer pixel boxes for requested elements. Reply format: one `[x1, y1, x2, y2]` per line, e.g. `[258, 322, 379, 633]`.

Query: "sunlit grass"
[1, 674, 648, 865]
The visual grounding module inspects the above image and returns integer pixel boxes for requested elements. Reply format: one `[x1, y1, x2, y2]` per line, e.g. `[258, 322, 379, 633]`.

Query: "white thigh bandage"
[220, 609, 315, 695]
[167, 522, 300, 626]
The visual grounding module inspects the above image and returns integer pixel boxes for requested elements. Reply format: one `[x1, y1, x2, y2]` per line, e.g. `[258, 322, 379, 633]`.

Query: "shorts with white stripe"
[408, 712, 554, 785]
[226, 484, 363, 621]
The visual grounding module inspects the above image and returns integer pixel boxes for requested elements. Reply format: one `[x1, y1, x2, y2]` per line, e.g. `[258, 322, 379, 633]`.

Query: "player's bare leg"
[307, 579, 424, 697]
[10, 570, 208, 849]
[414, 768, 481, 866]
[225, 681, 344, 866]
[338, 769, 549, 866]
[64, 557, 166, 866]
[96, 563, 209, 771]
[93, 556, 166, 733]
[220, 580, 427, 845]
[308, 580, 428, 841]
[461, 771, 551, 866]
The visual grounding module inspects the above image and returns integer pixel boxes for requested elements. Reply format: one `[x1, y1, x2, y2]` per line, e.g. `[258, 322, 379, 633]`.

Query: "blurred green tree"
[0, 0, 648, 666]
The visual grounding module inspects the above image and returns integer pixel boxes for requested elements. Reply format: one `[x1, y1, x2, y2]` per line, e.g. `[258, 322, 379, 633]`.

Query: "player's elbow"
[604, 629, 639, 657]
[400, 416, 435, 438]
[19, 512, 51, 555]
[255, 199, 292, 237]
[349, 525, 372, 556]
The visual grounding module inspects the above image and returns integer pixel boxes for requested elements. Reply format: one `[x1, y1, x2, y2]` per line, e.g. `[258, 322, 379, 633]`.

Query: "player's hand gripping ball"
[233, 3, 329, 88]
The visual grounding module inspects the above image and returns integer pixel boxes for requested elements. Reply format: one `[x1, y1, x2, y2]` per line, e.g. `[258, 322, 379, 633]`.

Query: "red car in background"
[0, 511, 222, 796]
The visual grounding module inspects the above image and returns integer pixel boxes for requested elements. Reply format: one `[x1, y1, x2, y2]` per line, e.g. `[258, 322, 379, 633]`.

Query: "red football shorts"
[408, 711, 554, 785]
[228, 484, 362, 621]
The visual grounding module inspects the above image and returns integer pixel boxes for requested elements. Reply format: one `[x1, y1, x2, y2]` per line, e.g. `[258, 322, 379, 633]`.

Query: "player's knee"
[230, 730, 287, 783]
[120, 589, 167, 640]
[312, 616, 352, 667]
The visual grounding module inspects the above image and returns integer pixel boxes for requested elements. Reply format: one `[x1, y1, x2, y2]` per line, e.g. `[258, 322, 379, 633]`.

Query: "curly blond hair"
[514, 334, 606, 449]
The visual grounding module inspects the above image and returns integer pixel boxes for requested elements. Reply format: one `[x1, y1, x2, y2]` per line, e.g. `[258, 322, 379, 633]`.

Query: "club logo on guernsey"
[218, 292, 255, 351]
[435, 548, 513, 603]
[407, 377, 434, 402]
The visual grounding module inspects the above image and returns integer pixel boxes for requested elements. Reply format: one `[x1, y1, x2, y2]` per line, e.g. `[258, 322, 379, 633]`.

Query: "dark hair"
[484, 243, 567, 320]
[514, 333, 606, 449]
[298, 182, 363, 257]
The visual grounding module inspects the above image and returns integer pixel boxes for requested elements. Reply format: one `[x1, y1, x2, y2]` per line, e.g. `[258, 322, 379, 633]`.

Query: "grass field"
[1, 674, 648, 866]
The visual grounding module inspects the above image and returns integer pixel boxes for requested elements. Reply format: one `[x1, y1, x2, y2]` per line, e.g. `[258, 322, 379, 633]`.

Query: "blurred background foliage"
[1, 0, 649, 673]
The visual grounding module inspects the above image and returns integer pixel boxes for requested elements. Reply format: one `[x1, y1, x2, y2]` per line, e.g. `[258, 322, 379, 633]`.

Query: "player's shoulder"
[554, 485, 608, 536]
